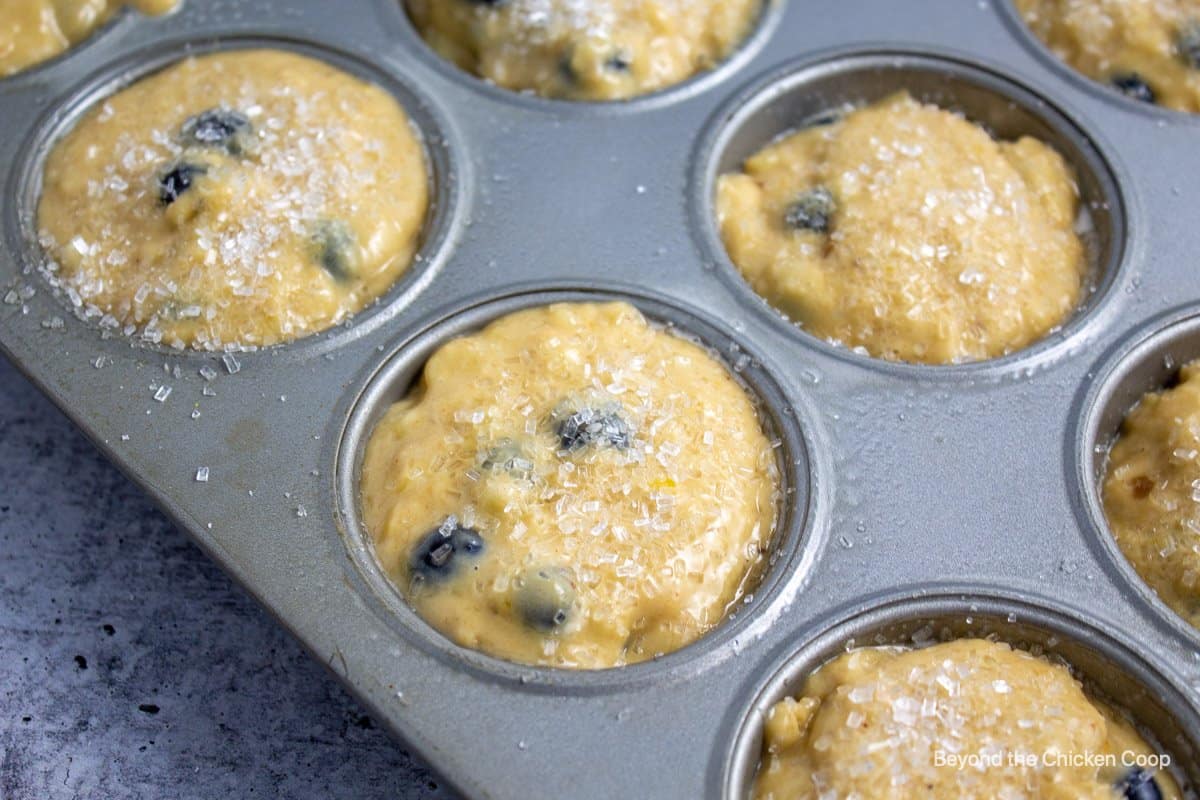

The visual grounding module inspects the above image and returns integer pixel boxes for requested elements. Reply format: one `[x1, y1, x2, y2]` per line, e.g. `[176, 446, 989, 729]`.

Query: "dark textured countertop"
[0, 355, 447, 799]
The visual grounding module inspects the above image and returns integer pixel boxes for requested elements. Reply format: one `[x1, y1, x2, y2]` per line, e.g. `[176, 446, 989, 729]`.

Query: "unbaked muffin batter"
[753, 639, 1180, 799]
[404, 0, 761, 101]
[1017, 0, 1200, 113]
[360, 302, 779, 669]
[716, 91, 1088, 365]
[38, 49, 429, 350]
[1104, 359, 1200, 630]
[0, 0, 178, 78]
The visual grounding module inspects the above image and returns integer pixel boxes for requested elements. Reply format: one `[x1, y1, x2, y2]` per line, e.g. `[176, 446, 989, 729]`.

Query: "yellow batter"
[37, 49, 429, 350]
[0, 0, 178, 78]
[404, 0, 761, 101]
[716, 91, 1088, 365]
[753, 639, 1180, 799]
[1017, 0, 1200, 113]
[1104, 359, 1200, 631]
[360, 302, 780, 669]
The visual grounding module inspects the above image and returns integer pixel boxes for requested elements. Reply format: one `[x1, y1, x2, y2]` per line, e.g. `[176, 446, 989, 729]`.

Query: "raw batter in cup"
[38, 49, 429, 350]
[360, 302, 780, 669]
[753, 638, 1180, 799]
[0, 0, 178, 78]
[404, 0, 761, 101]
[716, 91, 1088, 365]
[1017, 0, 1200, 113]
[1104, 359, 1200, 630]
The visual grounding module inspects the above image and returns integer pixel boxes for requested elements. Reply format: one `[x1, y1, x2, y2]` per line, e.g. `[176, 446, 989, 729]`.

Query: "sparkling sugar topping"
[36, 51, 428, 350]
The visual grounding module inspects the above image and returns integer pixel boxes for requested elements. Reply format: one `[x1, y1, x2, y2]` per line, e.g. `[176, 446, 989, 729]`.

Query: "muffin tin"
[1, 1, 1199, 797]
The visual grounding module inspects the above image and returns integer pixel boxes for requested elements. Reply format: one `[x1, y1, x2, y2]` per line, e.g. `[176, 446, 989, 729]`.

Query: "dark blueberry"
[311, 220, 359, 282]
[1111, 73, 1157, 105]
[605, 50, 633, 72]
[481, 439, 535, 478]
[515, 566, 576, 630]
[1116, 768, 1163, 800]
[157, 163, 207, 206]
[1178, 21, 1200, 70]
[409, 519, 484, 583]
[181, 108, 254, 156]
[558, 54, 578, 85]
[553, 403, 631, 452]
[784, 186, 835, 233]
[455, 528, 485, 555]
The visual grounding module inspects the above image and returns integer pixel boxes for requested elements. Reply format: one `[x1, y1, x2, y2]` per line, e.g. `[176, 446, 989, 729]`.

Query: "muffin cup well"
[334, 287, 820, 689]
[1075, 306, 1200, 649]
[691, 49, 1128, 375]
[7, 34, 465, 359]
[721, 591, 1200, 799]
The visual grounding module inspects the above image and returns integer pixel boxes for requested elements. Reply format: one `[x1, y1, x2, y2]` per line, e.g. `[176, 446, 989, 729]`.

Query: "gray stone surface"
[0, 355, 449, 799]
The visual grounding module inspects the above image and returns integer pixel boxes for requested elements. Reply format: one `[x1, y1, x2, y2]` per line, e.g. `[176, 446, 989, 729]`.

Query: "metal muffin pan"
[1, 0, 1198, 797]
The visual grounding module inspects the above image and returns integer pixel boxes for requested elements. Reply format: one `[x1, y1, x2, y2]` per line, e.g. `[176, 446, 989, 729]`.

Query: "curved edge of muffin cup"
[4, 32, 467, 361]
[0, 4, 148, 87]
[332, 285, 826, 690]
[996, 0, 1200, 124]
[386, 0, 787, 112]
[688, 47, 1130, 376]
[1075, 305, 1200, 652]
[716, 590, 1200, 799]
